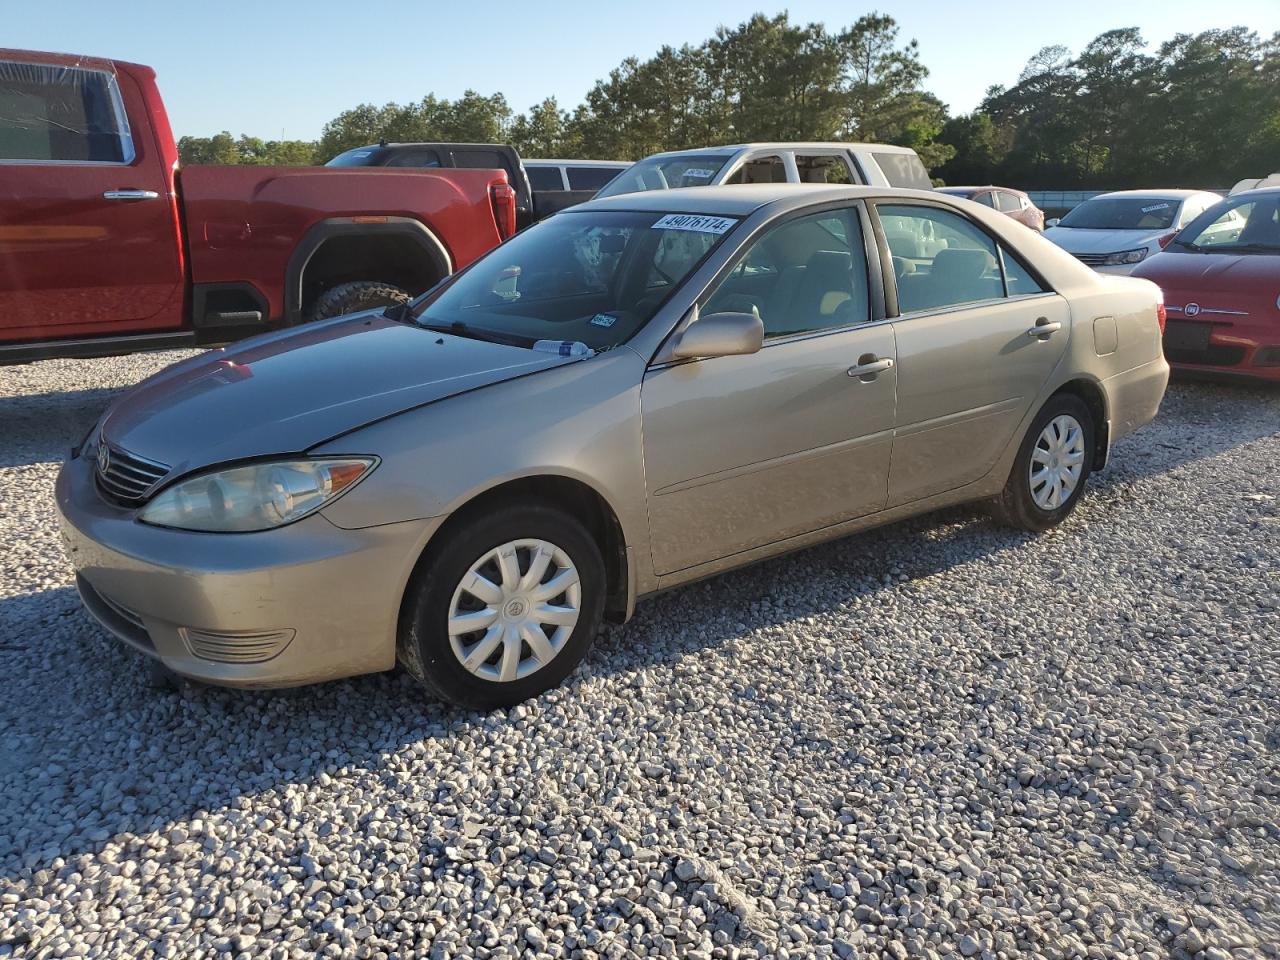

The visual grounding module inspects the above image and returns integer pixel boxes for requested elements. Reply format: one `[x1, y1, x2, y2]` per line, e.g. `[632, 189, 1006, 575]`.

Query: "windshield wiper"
[415, 316, 533, 348]
[1171, 238, 1204, 252]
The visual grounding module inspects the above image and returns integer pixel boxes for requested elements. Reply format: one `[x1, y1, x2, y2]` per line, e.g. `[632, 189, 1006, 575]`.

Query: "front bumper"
[56, 452, 441, 688]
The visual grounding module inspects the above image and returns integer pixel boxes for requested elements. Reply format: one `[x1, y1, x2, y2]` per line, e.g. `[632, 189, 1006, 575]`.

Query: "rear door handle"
[1027, 317, 1062, 338]
[847, 356, 894, 379]
[103, 190, 160, 201]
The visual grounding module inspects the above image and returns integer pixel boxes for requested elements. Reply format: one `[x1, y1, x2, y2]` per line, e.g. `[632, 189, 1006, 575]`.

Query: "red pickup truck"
[0, 50, 517, 363]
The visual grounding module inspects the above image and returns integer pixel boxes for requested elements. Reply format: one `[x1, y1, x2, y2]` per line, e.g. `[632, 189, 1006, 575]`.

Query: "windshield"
[1057, 197, 1181, 230]
[594, 154, 731, 199]
[412, 210, 738, 350]
[1178, 195, 1280, 252]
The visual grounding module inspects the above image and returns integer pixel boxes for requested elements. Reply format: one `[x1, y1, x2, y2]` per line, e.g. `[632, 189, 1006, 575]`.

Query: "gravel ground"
[0, 352, 1277, 960]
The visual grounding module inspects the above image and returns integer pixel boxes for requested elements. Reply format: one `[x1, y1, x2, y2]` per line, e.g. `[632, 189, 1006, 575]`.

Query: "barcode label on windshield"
[652, 214, 738, 235]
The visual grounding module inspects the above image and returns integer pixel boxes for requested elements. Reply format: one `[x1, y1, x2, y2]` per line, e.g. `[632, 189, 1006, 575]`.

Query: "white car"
[1043, 189, 1222, 274]
[595, 142, 931, 198]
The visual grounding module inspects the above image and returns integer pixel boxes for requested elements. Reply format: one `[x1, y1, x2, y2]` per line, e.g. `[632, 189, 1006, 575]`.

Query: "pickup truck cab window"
[0, 59, 134, 163]
[385, 149, 442, 168]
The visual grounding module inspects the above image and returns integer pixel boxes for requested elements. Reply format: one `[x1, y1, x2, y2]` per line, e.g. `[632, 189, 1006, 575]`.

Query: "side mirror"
[671, 309, 764, 360]
[1045, 218, 1061, 228]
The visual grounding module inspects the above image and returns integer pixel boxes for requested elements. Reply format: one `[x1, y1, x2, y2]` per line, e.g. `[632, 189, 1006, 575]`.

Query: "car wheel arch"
[1048, 377, 1109, 469]
[285, 217, 453, 325]
[405, 473, 633, 628]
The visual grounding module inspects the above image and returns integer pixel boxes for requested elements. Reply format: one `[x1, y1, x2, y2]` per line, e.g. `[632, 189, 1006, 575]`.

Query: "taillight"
[1156, 302, 1167, 334]
[1157, 232, 1177, 250]
[489, 181, 517, 240]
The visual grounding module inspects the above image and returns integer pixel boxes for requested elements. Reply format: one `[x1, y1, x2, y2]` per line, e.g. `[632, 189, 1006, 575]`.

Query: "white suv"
[595, 142, 931, 199]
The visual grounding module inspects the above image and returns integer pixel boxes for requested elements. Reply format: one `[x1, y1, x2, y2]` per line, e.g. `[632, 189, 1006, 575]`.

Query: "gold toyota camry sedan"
[58, 185, 1170, 707]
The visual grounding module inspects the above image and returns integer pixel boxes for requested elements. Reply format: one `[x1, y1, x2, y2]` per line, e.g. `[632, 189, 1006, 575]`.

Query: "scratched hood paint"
[100, 313, 570, 476]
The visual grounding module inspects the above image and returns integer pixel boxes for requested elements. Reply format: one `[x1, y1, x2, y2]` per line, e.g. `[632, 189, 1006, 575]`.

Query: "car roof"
[639, 142, 919, 160]
[571, 183, 940, 217]
[1089, 189, 1218, 201]
[938, 185, 1021, 194]
[525, 159, 630, 167]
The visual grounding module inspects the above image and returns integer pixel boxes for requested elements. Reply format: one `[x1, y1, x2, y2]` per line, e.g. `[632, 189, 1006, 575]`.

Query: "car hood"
[1133, 250, 1280, 294]
[1043, 227, 1163, 254]
[100, 313, 573, 476]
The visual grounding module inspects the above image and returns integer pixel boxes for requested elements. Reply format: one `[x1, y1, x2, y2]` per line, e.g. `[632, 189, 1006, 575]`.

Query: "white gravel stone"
[1, 353, 1278, 959]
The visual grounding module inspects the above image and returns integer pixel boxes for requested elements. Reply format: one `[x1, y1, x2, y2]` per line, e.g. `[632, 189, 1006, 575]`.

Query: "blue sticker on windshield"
[590, 313, 617, 327]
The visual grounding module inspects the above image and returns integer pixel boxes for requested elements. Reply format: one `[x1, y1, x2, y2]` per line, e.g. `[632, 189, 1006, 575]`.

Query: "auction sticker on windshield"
[653, 214, 738, 235]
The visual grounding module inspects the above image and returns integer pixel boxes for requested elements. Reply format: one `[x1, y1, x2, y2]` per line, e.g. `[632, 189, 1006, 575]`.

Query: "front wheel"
[398, 504, 605, 709]
[990, 394, 1094, 532]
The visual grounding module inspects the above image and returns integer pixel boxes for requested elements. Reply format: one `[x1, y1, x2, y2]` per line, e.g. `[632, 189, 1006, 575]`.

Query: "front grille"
[95, 443, 170, 504]
[183, 628, 295, 664]
[1166, 344, 1247, 367]
[1073, 253, 1109, 267]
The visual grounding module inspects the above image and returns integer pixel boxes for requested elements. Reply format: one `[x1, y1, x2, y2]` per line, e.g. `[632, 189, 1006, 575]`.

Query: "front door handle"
[1027, 317, 1062, 338]
[103, 189, 160, 201]
[847, 355, 894, 380]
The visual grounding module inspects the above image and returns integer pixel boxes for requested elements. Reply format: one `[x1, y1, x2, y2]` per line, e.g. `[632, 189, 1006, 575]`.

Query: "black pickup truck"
[327, 143, 626, 229]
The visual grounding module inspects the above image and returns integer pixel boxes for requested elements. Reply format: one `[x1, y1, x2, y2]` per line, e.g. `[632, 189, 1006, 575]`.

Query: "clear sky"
[5, 0, 1277, 140]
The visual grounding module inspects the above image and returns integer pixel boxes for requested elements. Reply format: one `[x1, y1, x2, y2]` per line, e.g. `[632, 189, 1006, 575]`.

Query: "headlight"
[139, 458, 376, 532]
[1104, 247, 1149, 265]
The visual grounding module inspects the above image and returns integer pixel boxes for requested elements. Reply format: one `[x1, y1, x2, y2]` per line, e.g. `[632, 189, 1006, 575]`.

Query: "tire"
[305, 281, 411, 324]
[397, 503, 605, 709]
[990, 393, 1095, 532]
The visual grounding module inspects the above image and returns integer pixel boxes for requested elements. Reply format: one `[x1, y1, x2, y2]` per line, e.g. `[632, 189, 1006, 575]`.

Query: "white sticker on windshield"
[652, 214, 738, 235]
[1141, 202, 1171, 213]
[683, 168, 715, 179]
[590, 313, 617, 327]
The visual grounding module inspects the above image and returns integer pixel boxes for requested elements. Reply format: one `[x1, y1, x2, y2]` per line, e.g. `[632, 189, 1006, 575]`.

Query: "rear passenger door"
[872, 201, 1069, 507]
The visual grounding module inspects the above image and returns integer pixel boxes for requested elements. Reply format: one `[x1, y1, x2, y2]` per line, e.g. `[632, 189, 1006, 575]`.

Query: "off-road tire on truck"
[306, 281, 412, 323]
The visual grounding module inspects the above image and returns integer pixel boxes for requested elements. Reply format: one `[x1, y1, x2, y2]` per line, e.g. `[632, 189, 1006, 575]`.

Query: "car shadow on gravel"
[0, 506, 1022, 880]
[0, 388, 120, 468]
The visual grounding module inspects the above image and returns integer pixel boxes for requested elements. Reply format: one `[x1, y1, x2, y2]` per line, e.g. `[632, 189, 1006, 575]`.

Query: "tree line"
[177, 14, 1280, 190]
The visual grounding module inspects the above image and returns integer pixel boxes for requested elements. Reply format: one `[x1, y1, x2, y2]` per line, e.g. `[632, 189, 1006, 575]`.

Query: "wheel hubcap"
[448, 538, 581, 683]
[1029, 414, 1085, 511]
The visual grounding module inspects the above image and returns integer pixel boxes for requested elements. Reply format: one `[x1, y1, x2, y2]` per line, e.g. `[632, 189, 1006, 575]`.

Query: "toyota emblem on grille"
[97, 442, 110, 475]
[1184, 302, 1202, 318]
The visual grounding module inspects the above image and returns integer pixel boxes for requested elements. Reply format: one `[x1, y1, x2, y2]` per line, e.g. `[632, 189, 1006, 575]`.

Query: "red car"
[0, 50, 517, 364]
[1133, 188, 1280, 382]
[936, 186, 1045, 231]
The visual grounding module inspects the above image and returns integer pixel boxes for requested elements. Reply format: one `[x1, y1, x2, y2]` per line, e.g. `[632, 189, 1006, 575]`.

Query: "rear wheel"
[398, 503, 605, 709]
[306, 281, 411, 323]
[991, 394, 1094, 532]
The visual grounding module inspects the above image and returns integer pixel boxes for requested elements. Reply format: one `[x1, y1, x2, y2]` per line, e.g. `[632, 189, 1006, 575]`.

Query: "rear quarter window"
[872, 152, 931, 190]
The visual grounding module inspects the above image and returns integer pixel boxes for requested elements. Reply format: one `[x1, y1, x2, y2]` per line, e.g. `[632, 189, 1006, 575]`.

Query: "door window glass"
[704, 208, 869, 337]
[723, 155, 786, 185]
[974, 191, 996, 207]
[525, 166, 566, 190]
[567, 166, 622, 190]
[796, 155, 853, 184]
[0, 60, 134, 163]
[385, 149, 441, 167]
[879, 203, 1045, 311]
[996, 192, 1023, 212]
[871, 152, 931, 189]
[450, 149, 509, 171]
